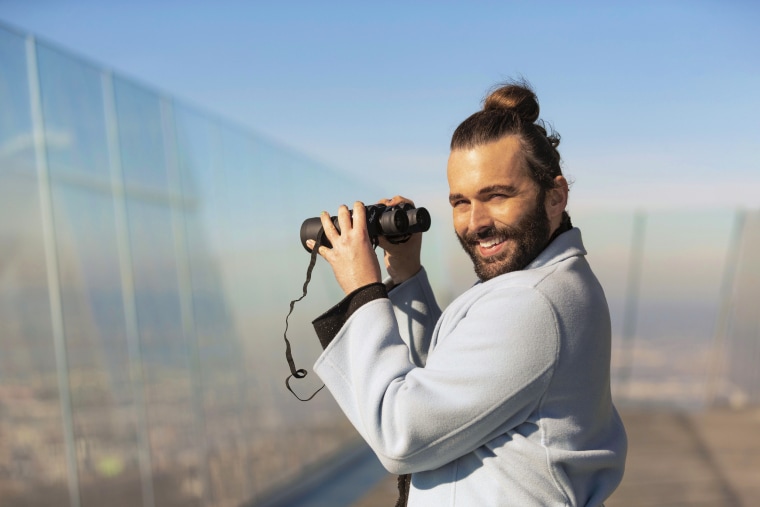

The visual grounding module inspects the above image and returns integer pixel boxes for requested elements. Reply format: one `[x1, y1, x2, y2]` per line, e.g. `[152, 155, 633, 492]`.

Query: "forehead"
[447, 136, 533, 191]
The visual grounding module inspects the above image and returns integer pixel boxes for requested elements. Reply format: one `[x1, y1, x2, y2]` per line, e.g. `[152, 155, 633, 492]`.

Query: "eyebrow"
[449, 184, 519, 203]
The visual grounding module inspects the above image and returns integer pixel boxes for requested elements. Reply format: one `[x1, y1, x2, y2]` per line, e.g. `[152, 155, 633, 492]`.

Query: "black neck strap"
[283, 234, 326, 401]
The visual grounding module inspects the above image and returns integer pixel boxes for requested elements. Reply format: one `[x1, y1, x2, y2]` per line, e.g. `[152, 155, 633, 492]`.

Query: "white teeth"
[479, 238, 503, 248]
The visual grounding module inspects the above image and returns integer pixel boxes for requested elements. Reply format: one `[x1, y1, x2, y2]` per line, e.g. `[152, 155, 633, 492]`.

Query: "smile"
[477, 237, 506, 256]
[479, 238, 503, 248]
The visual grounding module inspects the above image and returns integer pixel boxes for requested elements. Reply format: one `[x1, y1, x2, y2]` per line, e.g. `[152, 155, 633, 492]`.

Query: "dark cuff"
[312, 282, 388, 349]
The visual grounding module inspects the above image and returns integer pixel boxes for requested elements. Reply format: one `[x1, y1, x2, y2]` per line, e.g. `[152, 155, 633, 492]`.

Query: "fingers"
[319, 210, 339, 244]
[336, 204, 352, 235]
[351, 201, 367, 229]
[378, 195, 416, 208]
[316, 202, 368, 252]
[307, 202, 380, 294]
[305, 239, 331, 259]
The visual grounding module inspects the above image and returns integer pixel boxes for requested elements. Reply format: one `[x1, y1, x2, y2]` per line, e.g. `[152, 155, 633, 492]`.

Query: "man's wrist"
[387, 265, 422, 289]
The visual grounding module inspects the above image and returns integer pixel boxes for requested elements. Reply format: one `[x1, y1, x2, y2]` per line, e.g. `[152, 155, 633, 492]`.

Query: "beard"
[456, 194, 551, 281]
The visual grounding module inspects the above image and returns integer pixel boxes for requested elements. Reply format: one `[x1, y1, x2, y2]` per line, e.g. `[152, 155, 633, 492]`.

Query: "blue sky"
[1, 0, 758, 210]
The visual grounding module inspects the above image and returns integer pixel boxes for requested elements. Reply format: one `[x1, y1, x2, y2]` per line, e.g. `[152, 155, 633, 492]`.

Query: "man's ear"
[545, 175, 569, 220]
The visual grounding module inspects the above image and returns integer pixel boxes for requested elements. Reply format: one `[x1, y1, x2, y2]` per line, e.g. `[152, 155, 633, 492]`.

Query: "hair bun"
[483, 82, 540, 124]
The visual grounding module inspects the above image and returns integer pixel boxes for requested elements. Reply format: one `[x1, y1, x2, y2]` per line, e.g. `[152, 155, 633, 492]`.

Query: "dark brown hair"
[451, 79, 571, 230]
[451, 81, 562, 190]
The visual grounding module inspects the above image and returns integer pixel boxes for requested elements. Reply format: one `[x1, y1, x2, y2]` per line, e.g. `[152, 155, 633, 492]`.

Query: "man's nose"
[468, 202, 492, 232]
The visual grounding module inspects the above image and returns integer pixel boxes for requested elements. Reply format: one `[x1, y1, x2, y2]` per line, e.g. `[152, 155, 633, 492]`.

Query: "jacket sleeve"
[313, 284, 560, 475]
[385, 267, 441, 366]
[312, 268, 441, 364]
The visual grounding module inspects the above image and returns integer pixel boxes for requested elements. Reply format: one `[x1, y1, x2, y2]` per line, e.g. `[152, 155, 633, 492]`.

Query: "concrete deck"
[350, 407, 760, 507]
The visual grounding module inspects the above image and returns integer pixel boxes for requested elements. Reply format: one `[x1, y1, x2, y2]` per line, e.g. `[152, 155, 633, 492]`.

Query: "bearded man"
[306, 81, 627, 507]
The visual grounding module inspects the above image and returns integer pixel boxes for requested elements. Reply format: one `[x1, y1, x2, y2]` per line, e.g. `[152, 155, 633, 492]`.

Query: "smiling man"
[449, 135, 560, 280]
[307, 80, 627, 506]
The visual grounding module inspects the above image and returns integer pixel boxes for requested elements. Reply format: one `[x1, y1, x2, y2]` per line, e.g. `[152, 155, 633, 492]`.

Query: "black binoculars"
[300, 203, 431, 251]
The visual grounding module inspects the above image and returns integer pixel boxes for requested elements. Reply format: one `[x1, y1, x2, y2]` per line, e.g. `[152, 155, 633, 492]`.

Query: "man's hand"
[377, 195, 422, 286]
[305, 201, 382, 295]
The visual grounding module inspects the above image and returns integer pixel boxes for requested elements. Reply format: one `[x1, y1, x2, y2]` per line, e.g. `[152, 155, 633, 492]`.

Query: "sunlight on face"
[447, 136, 550, 280]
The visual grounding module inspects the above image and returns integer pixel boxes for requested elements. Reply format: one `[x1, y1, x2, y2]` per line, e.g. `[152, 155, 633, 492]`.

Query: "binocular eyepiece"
[300, 203, 431, 251]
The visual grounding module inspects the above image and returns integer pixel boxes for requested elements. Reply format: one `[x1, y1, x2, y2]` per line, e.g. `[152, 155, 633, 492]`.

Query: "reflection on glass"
[37, 44, 109, 181]
[127, 198, 203, 506]
[0, 27, 72, 504]
[0, 26, 34, 172]
[50, 184, 142, 506]
[113, 77, 171, 193]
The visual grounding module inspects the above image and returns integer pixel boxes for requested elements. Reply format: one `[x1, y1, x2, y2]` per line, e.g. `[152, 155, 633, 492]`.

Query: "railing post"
[705, 209, 745, 407]
[617, 210, 647, 401]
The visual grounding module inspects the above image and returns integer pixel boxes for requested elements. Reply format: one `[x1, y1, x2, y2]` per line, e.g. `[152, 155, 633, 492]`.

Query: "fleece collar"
[525, 227, 586, 270]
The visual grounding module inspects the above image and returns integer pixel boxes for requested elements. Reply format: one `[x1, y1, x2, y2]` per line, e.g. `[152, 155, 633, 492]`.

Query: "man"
[305, 81, 627, 506]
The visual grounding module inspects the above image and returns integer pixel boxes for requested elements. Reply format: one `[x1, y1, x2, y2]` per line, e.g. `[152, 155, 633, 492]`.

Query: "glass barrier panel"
[0, 27, 72, 506]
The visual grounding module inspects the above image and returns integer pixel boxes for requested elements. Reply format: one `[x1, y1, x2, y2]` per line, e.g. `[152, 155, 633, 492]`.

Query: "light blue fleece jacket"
[313, 228, 627, 506]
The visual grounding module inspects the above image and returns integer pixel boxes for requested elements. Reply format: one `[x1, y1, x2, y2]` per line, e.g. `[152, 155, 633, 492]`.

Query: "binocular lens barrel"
[299, 204, 430, 252]
[407, 207, 431, 232]
[300, 217, 328, 251]
[374, 207, 409, 237]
